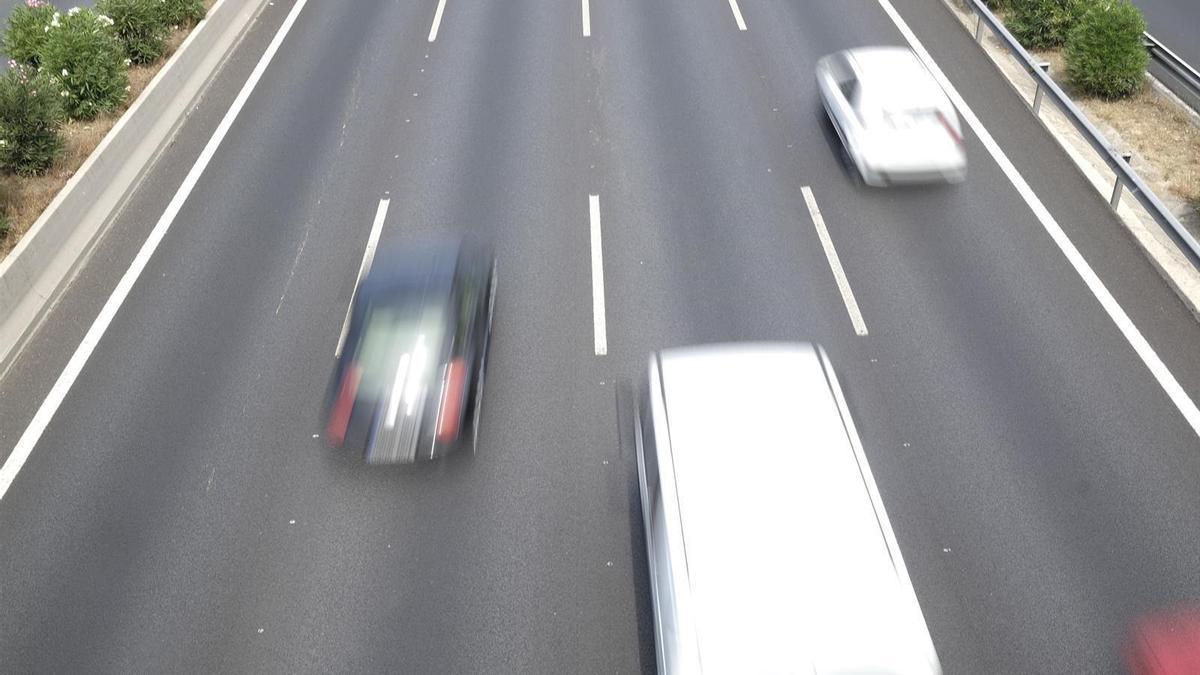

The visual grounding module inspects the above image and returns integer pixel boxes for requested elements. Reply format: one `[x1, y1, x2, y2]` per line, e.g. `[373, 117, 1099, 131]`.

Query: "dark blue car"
[325, 237, 496, 463]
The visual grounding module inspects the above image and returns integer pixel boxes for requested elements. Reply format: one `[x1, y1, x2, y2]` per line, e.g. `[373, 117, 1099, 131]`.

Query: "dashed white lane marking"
[589, 195, 608, 356]
[428, 0, 447, 42]
[0, 0, 312, 502]
[727, 0, 747, 31]
[875, 0, 1200, 438]
[335, 198, 389, 357]
[582, 0, 591, 37]
[802, 187, 868, 337]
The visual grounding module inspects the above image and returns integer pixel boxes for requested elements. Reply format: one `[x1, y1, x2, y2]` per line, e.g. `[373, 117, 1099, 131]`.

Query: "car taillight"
[436, 358, 467, 442]
[937, 110, 963, 146]
[326, 364, 362, 446]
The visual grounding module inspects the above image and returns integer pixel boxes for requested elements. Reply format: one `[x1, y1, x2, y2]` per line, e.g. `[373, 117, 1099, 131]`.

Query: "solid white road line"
[802, 187, 869, 337]
[582, 0, 591, 37]
[727, 0, 747, 31]
[875, 0, 1200, 438]
[334, 198, 389, 357]
[589, 195, 608, 356]
[0, 0, 311, 502]
[428, 0, 447, 42]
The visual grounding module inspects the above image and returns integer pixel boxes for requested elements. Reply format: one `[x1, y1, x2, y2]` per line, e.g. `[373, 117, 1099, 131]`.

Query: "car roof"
[845, 46, 946, 110]
[654, 343, 940, 674]
[359, 236, 463, 296]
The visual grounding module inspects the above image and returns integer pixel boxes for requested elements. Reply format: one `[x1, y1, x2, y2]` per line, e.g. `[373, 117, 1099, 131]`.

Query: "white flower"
[61, 68, 68, 77]
[0, 140, 7, 147]
[49, 12, 59, 28]
[68, 6, 80, 15]
[124, 85, 131, 91]
[123, 58, 131, 67]
[43, 25, 48, 32]
[60, 90, 68, 97]
[97, 14, 113, 26]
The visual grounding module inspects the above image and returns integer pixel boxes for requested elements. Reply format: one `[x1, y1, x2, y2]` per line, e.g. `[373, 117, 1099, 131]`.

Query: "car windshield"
[352, 299, 447, 406]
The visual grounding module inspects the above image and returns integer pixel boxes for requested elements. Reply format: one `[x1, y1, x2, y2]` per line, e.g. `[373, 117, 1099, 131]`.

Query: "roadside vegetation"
[975, 0, 1200, 225]
[0, 0, 211, 257]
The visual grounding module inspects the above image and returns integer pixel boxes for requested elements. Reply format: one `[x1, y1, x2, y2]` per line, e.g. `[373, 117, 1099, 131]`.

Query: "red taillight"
[326, 364, 362, 446]
[436, 358, 467, 442]
[937, 111, 963, 146]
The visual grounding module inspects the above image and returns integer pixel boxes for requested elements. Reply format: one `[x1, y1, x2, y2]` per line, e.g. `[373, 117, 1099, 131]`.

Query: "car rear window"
[352, 302, 446, 404]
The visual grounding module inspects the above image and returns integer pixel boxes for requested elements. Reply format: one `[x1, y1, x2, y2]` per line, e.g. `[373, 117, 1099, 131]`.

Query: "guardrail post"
[1031, 61, 1051, 115]
[1110, 152, 1133, 208]
[974, 12, 984, 42]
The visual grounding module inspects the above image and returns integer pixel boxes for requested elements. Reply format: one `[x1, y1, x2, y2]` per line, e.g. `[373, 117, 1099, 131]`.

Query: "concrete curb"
[939, 0, 1200, 319]
[0, 0, 270, 369]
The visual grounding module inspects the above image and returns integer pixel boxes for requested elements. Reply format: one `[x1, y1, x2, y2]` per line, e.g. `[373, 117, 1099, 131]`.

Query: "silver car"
[816, 47, 966, 186]
[635, 343, 942, 674]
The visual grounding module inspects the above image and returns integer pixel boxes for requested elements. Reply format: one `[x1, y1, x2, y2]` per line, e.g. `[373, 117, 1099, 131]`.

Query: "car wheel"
[471, 261, 497, 455]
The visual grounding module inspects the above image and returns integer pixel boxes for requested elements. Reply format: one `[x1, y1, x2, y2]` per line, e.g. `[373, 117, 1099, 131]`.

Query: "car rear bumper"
[862, 162, 966, 187]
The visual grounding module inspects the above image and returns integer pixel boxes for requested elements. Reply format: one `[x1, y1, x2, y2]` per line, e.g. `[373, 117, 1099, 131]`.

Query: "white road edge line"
[0, 0, 311, 502]
[874, 0, 1200, 438]
[582, 0, 591, 37]
[589, 195, 608, 356]
[428, 0, 447, 42]
[334, 198, 390, 357]
[727, 0, 747, 31]
[802, 187, 869, 337]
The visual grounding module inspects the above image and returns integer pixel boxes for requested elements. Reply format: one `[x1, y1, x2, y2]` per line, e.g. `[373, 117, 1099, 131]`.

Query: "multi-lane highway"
[3, 0, 1200, 672]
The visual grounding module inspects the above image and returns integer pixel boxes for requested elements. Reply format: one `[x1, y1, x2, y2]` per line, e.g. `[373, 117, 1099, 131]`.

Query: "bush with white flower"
[0, 63, 66, 175]
[96, 0, 167, 64]
[2, 0, 57, 67]
[39, 7, 128, 120]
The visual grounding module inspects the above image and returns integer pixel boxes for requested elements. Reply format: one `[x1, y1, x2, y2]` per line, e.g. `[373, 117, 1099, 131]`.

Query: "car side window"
[640, 391, 660, 506]
[839, 76, 858, 104]
[452, 261, 478, 350]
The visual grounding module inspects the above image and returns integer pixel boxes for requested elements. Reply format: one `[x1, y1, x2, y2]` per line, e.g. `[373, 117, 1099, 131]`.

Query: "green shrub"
[1065, 0, 1148, 98]
[40, 8, 128, 120]
[158, 0, 206, 28]
[0, 65, 66, 175]
[983, 0, 1013, 10]
[2, 0, 57, 67]
[1008, 0, 1089, 49]
[96, 0, 167, 64]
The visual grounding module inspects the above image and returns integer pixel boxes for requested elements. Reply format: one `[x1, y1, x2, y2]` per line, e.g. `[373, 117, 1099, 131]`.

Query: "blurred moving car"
[325, 236, 496, 464]
[816, 46, 966, 186]
[1126, 607, 1200, 675]
[634, 343, 942, 675]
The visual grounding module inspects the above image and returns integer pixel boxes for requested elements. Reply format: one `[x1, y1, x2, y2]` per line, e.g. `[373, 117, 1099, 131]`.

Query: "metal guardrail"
[962, 0, 1200, 272]
[1144, 32, 1200, 110]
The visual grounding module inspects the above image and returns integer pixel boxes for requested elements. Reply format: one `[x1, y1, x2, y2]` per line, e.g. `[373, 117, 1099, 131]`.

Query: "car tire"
[471, 261, 497, 455]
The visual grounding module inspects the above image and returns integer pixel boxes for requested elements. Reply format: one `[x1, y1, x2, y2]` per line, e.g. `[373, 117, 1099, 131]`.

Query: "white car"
[816, 47, 966, 186]
[635, 343, 943, 674]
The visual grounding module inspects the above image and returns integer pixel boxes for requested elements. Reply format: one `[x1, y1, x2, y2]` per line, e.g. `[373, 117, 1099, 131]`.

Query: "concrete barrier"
[0, 0, 270, 369]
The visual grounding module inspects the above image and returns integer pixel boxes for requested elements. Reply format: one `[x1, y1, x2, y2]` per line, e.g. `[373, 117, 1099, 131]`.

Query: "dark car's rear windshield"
[350, 300, 448, 405]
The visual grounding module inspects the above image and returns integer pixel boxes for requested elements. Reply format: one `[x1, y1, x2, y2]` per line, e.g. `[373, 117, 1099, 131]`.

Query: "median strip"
[0, 0, 310, 501]
[0, 0, 271, 371]
[0, 1, 215, 258]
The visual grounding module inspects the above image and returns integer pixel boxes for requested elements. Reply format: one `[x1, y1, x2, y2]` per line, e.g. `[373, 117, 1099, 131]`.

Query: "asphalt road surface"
[3, 0, 1200, 672]
[1134, 0, 1200, 70]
